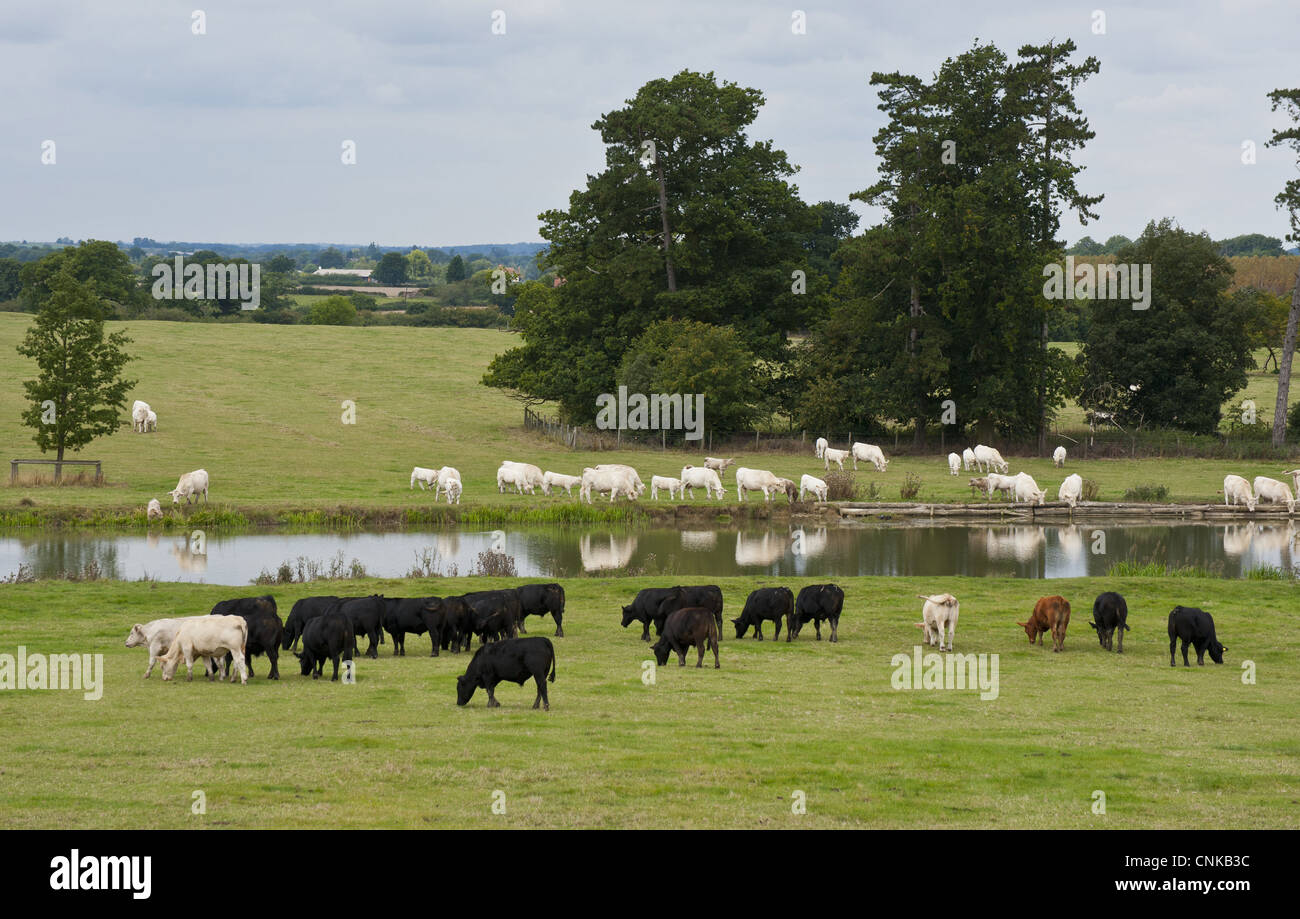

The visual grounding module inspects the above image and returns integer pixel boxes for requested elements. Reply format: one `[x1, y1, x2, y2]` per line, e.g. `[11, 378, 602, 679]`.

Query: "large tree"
[16, 269, 135, 480]
[19, 240, 143, 314]
[1266, 88, 1300, 446]
[484, 70, 826, 422]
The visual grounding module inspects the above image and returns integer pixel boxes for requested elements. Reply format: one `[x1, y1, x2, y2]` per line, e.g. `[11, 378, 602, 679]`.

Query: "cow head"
[455, 673, 478, 706]
[1088, 619, 1114, 648]
[159, 654, 181, 682]
[168, 489, 182, 505]
[1208, 639, 1227, 664]
[281, 624, 297, 651]
[620, 604, 637, 628]
[651, 636, 671, 666]
[879, 458, 890, 472]
[125, 624, 147, 648]
[1015, 620, 1037, 642]
[731, 617, 749, 639]
[295, 652, 314, 676]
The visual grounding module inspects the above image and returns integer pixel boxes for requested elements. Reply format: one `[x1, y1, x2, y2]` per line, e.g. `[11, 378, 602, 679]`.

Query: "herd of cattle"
[122, 579, 1232, 709]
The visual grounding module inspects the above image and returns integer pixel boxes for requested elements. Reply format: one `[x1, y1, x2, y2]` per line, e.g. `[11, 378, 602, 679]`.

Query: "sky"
[1, 0, 1297, 249]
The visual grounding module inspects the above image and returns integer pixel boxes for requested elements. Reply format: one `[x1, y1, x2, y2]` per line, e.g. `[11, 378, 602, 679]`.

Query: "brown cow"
[1018, 596, 1071, 653]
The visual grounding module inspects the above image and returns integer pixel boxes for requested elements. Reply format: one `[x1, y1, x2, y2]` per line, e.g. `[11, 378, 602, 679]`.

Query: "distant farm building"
[312, 268, 372, 279]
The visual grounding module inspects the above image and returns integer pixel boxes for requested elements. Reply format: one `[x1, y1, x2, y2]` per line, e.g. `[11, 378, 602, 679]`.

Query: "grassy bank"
[3, 315, 1300, 524]
[0, 574, 1296, 828]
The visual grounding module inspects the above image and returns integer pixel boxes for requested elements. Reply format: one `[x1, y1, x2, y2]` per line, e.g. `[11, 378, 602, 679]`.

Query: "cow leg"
[392, 631, 402, 656]
[1181, 639, 1191, 667]
[1196, 642, 1205, 666]
[144, 653, 156, 678]
[486, 685, 500, 708]
[554, 615, 564, 638]
[535, 672, 549, 710]
[641, 622, 650, 642]
[1116, 625, 1124, 654]
[696, 639, 706, 668]
[773, 618, 783, 641]
[755, 623, 763, 641]
[1169, 635, 1177, 667]
[267, 647, 279, 679]
[518, 617, 528, 634]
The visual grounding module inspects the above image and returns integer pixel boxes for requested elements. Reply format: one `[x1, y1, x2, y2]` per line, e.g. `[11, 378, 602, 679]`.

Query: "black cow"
[383, 597, 442, 656]
[516, 583, 566, 637]
[1090, 592, 1130, 652]
[733, 587, 794, 640]
[1168, 606, 1228, 667]
[652, 607, 720, 669]
[464, 590, 522, 645]
[337, 595, 385, 659]
[789, 584, 844, 642]
[621, 587, 679, 641]
[434, 595, 476, 653]
[456, 637, 556, 710]
[282, 596, 341, 651]
[654, 585, 724, 639]
[207, 595, 284, 679]
[296, 610, 355, 681]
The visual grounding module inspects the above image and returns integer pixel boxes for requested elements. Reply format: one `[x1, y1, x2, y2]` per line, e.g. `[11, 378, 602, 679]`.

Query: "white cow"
[1052, 446, 1066, 467]
[1280, 468, 1300, 498]
[1058, 473, 1083, 509]
[799, 474, 828, 502]
[542, 471, 582, 497]
[973, 444, 1008, 474]
[158, 615, 249, 684]
[680, 465, 726, 500]
[595, 464, 645, 496]
[823, 447, 850, 472]
[410, 466, 438, 490]
[580, 466, 639, 503]
[962, 447, 976, 471]
[851, 442, 889, 472]
[735, 467, 794, 502]
[144, 409, 157, 432]
[915, 593, 960, 652]
[131, 400, 151, 433]
[651, 475, 683, 500]
[146, 498, 163, 520]
[498, 461, 543, 494]
[1253, 476, 1295, 513]
[1013, 472, 1047, 506]
[125, 616, 208, 678]
[434, 466, 462, 504]
[985, 472, 1018, 501]
[814, 437, 828, 460]
[947, 452, 961, 476]
[704, 457, 735, 476]
[169, 469, 209, 505]
[1223, 474, 1256, 512]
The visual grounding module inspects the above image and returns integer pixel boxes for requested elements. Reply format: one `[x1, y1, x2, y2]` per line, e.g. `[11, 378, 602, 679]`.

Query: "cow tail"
[548, 643, 557, 683]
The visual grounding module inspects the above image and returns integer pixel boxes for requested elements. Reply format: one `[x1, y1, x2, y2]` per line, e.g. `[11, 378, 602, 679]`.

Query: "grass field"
[0, 574, 1295, 829]
[3, 313, 1300, 521]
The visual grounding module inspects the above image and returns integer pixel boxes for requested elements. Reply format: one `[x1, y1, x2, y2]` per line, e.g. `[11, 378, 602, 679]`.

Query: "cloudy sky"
[2, 0, 1297, 248]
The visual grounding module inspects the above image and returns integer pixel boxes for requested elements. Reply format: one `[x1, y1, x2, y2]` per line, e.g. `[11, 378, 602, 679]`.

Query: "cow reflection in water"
[735, 531, 787, 567]
[980, 526, 1046, 563]
[579, 533, 637, 572]
[1221, 524, 1254, 557]
[679, 530, 717, 551]
[790, 526, 828, 560]
[1057, 525, 1084, 562]
[171, 538, 208, 574]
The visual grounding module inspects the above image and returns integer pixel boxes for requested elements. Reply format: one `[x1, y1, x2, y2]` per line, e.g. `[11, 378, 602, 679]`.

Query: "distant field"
[0, 574, 1295, 828]
[2, 313, 1300, 518]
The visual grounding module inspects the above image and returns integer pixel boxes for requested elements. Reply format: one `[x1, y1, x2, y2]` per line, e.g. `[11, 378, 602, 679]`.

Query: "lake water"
[2, 520, 1296, 585]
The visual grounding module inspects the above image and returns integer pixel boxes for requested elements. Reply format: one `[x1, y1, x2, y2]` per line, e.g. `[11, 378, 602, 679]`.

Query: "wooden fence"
[9, 459, 103, 484]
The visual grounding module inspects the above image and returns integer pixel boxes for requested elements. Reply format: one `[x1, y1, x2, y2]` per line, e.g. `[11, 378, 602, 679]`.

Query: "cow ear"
[1016, 622, 1026, 628]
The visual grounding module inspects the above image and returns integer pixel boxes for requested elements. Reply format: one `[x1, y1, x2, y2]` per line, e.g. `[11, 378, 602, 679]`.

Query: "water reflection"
[0, 521, 1295, 586]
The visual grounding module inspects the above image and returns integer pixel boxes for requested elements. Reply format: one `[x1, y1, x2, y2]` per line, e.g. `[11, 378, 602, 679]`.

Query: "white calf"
[145, 409, 157, 432]
[680, 465, 726, 500]
[131, 400, 151, 434]
[1052, 446, 1066, 467]
[542, 471, 582, 497]
[651, 475, 683, 500]
[146, 498, 163, 520]
[814, 437, 828, 460]
[823, 447, 849, 471]
[1253, 476, 1295, 513]
[434, 466, 462, 504]
[947, 452, 961, 476]
[799, 474, 828, 502]
[1223, 474, 1256, 512]
[1058, 473, 1083, 509]
[962, 447, 976, 471]
[703, 457, 735, 476]
[411, 466, 438, 490]
[985, 472, 1017, 501]
[915, 594, 960, 652]
[125, 616, 208, 678]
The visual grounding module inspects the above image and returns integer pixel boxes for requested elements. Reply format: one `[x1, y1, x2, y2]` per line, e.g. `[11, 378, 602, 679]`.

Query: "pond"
[1, 519, 1295, 585]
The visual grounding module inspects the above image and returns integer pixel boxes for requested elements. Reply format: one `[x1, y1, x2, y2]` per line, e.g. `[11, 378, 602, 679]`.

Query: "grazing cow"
[337, 595, 385, 658]
[146, 498, 163, 520]
[1019, 595, 1071, 653]
[972, 444, 1008, 474]
[1013, 472, 1047, 506]
[1167, 606, 1228, 667]
[651, 475, 683, 500]
[159, 615, 248, 684]
[1059, 473, 1083, 509]
[1052, 446, 1066, 467]
[962, 447, 976, 471]
[789, 583, 844, 642]
[383, 597, 442, 655]
[207, 595, 283, 679]
[125, 616, 208, 678]
[516, 583, 565, 637]
[282, 596, 341, 651]
[498, 461, 542, 494]
[1224, 474, 1257, 512]
[621, 587, 679, 641]
[542, 471, 582, 497]
[296, 610, 354, 681]
[815, 437, 828, 459]
[653, 585, 724, 637]
[1252, 476, 1294, 513]
[1281, 468, 1300, 498]
[432, 594, 476, 653]
[799, 474, 828, 502]
[652, 607, 720, 668]
[169, 469, 209, 505]
[456, 637, 556, 710]
[595, 464, 646, 497]
[851, 442, 889, 472]
[735, 467, 788, 502]
[823, 447, 850, 472]
[704, 457, 736, 476]
[131, 400, 151, 434]
[984, 472, 1017, 501]
[947, 452, 961, 476]
[145, 409, 157, 433]
[463, 589, 523, 644]
[968, 476, 989, 497]
[1090, 592, 1129, 652]
[679, 465, 726, 500]
[732, 587, 794, 640]
[410, 466, 439, 490]
[434, 466, 462, 504]
[915, 593, 959, 652]
[581, 466, 639, 503]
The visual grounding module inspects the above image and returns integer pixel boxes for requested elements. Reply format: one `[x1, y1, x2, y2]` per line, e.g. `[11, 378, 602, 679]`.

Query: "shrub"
[1123, 483, 1170, 502]
[308, 295, 359, 326]
[900, 472, 923, 500]
[1081, 478, 1101, 501]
